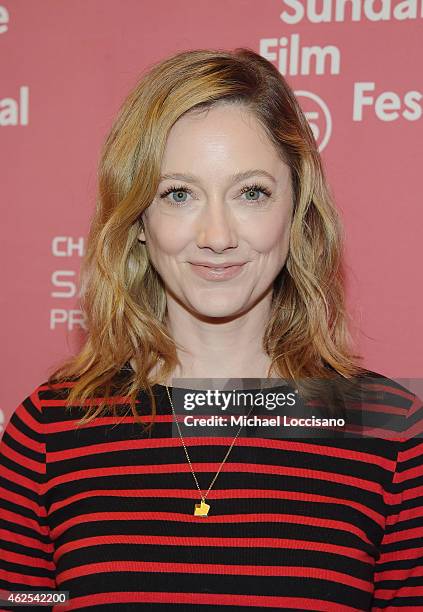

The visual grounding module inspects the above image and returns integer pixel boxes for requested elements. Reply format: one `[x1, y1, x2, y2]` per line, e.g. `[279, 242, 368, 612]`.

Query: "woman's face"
[139, 102, 294, 319]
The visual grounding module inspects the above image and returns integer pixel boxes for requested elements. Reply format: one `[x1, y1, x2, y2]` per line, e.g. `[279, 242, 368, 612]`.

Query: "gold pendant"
[194, 499, 210, 516]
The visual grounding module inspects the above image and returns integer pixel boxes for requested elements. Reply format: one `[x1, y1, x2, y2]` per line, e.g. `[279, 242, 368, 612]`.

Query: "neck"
[158, 290, 274, 384]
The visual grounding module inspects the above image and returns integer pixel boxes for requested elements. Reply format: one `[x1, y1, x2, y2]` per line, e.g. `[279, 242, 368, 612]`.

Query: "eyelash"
[159, 183, 272, 206]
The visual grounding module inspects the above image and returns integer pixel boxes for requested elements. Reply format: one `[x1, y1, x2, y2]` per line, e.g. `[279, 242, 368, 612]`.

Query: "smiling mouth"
[189, 262, 248, 268]
[189, 262, 247, 281]
[196, 265, 238, 270]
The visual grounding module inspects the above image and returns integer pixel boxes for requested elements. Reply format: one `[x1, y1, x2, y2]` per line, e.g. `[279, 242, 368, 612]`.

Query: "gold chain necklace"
[165, 385, 254, 517]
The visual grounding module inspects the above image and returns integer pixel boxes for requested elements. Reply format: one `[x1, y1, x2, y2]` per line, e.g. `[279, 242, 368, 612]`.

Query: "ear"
[138, 227, 146, 242]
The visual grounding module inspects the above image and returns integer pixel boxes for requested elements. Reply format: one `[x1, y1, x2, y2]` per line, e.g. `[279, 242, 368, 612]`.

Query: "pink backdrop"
[1, 0, 422, 430]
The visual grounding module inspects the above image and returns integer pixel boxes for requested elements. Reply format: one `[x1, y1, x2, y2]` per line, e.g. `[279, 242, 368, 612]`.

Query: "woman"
[1, 48, 422, 611]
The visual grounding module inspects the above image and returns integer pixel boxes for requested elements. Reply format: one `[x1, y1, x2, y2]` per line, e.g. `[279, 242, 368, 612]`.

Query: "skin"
[135, 102, 294, 383]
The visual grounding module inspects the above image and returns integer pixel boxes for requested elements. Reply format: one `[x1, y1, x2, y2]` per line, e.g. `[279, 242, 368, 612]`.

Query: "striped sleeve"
[371, 394, 423, 610]
[0, 386, 55, 610]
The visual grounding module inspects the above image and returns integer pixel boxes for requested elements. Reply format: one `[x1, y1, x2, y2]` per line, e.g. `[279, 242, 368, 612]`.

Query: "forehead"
[162, 102, 284, 171]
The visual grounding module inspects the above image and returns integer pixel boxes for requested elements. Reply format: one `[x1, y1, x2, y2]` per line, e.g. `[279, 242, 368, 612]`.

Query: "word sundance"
[280, 0, 423, 23]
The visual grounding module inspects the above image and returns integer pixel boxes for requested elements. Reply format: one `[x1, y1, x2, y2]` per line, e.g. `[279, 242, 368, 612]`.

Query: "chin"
[188, 300, 248, 320]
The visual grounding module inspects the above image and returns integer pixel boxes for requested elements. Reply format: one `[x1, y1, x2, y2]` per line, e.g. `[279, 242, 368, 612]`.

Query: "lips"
[189, 262, 247, 268]
[189, 262, 247, 281]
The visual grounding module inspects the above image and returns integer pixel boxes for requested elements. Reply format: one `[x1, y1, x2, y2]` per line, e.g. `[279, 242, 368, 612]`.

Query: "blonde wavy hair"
[48, 47, 367, 432]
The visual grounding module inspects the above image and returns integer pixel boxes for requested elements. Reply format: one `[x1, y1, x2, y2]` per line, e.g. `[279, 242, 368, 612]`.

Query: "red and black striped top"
[1, 369, 423, 611]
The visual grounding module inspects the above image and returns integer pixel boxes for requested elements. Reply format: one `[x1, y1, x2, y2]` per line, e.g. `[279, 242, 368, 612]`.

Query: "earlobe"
[138, 227, 146, 243]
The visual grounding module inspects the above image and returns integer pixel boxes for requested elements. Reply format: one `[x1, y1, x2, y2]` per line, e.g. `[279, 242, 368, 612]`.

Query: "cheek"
[146, 213, 191, 256]
[248, 213, 292, 253]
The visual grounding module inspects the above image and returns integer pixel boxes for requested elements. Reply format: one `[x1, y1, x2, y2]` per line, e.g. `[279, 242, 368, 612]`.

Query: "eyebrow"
[159, 169, 277, 184]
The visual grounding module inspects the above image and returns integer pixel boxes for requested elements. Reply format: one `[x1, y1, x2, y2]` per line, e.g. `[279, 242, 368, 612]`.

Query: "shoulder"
[357, 368, 420, 404]
[4, 379, 77, 430]
[355, 368, 423, 438]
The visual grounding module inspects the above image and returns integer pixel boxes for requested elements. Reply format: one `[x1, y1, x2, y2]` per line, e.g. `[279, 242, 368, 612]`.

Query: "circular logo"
[294, 90, 332, 152]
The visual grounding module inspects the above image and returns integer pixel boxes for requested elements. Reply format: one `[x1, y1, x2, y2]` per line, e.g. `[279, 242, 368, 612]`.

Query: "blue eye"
[159, 185, 193, 206]
[245, 190, 259, 200]
[240, 184, 272, 204]
[159, 182, 272, 207]
[241, 185, 271, 202]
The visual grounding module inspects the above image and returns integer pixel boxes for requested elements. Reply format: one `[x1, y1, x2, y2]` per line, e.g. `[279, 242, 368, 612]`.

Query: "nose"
[196, 201, 238, 252]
